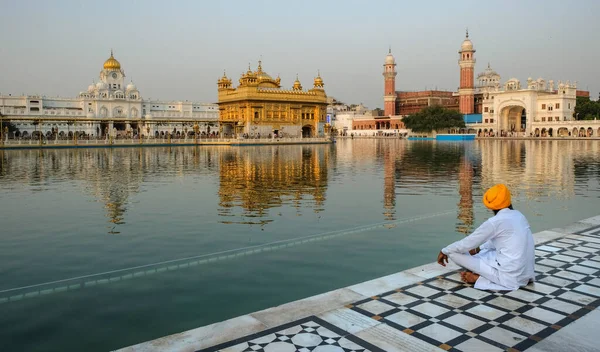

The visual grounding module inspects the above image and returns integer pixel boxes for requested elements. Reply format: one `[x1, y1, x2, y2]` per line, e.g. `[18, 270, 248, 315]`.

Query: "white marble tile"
[587, 278, 600, 287]
[503, 316, 546, 335]
[541, 299, 581, 314]
[558, 291, 597, 305]
[404, 262, 459, 280]
[550, 254, 579, 263]
[444, 313, 486, 331]
[425, 279, 462, 290]
[410, 302, 449, 317]
[507, 289, 544, 302]
[251, 288, 365, 328]
[525, 282, 560, 295]
[583, 242, 600, 248]
[384, 310, 427, 327]
[524, 307, 566, 324]
[465, 305, 506, 321]
[579, 236, 600, 244]
[486, 296, 526, 311]
[554, 270, 587, 281]
[405, 285, 441, 298]
[455, 337, 503, 352]
[444, 272, 464, 283]
[565, 265, 597, 275]
[535, 250, 551, 257]
[357, 300, 395, 315]
[537, 245, 562, 252]
[557, 238, 583, 245]
[571, 246, 598, 254]
[417, 323, 462, 343]
[381, 292, 419, 306]
[347, 272, 422, 297]
[561, 250, 590, 258]
[116, 315, 266, 352]
[525, 310, 600, 352]
[250, 333, 278, 344]
[317, 308, 380, 334]
[480, 326, 527, 348]
[291, 333, 323, 348]
[591, 255, 600, 262]
[579, 260, 600, 269]
[354, 324, 442, 352]
[546, 242, 572, 248]
[539, 276, 574, 287]
[263, 342, 296, 352]
[534, 230, 568, 245]
[454, 287, 490, 300]
[534, 264, 555, 273]
[537, 259, 569, 268]
[435, 294, 471, 309]
[574, 284, 600, 297]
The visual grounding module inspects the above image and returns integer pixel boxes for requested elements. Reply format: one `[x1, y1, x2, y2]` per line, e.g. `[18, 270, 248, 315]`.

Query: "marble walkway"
[117, 216, 600, 352]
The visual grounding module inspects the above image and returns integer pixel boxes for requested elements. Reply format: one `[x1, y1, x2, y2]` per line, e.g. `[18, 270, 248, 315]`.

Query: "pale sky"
[1, 0, 598, 109]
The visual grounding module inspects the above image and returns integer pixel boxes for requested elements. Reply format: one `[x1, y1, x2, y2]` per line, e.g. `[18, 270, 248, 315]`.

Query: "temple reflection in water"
[1, 140, 599, 234]
[217, 145, 330, 224]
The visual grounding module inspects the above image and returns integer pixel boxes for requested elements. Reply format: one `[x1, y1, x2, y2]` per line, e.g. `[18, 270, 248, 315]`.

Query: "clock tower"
[99, 50, 125, 91]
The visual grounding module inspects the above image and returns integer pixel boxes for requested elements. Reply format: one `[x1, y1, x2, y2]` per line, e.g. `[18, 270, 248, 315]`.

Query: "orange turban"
[483, 184, 511, 210]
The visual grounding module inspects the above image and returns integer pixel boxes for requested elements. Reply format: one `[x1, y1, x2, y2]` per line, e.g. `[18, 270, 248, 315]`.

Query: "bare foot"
[460, 271, 480, 284]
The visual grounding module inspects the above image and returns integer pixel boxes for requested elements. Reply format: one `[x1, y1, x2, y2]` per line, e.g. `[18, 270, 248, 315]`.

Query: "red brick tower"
[458, 30, 476, 114]
[383, 48, 397, 116]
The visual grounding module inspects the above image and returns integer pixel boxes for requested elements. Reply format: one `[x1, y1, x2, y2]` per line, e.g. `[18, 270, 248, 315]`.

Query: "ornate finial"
[296, 73, 299, 80]
[317, 69, 321, 77]
[388, 46, 391, 54]
[466, 28, 469, 38]
[111, 49, 114, 57]
[487, 62, 490, 69]
[257, 59, 262, 72]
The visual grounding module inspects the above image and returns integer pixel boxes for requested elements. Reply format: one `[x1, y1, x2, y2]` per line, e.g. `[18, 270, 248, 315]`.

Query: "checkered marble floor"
[201, 224, 600, 352]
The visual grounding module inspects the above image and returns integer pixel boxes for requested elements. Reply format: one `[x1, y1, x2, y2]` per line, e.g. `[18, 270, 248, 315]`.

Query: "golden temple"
[217, 61, 328, 138]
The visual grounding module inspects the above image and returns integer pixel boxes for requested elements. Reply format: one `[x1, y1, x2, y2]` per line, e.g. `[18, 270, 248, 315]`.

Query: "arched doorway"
[221, 124, 234, 137]
[548, 128, 553, 137]
[558, 127, 568, 137]
[302, 125, 314, 138]
[579, 127, 585, 137]
[534, 128, 540, 137]
[541, 128, 547, 137]
[587, 127, 593, 137]
[500, 105, 526, 134]
[572, 127, 578, 136]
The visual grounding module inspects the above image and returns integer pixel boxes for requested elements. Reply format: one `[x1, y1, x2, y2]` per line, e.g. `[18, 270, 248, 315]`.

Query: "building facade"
[0, 51, 218, 139]
[217, 62, 328, 138]
[379, 32, 600, 137]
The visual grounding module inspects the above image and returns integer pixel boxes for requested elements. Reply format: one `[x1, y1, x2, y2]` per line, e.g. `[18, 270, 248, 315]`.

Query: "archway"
[499, 105, 526, 135]
[558, 127, 568, 137]
[221, 124, 234, 137]
[579, 127, 585, 137]
[541, 128, 547, 137]
[588, 127, 593, 137]
[302, 125, 314, 138]
[572, 128, 578, 136]
[534, 128, 540, 137]
[548, 128, 553, 137]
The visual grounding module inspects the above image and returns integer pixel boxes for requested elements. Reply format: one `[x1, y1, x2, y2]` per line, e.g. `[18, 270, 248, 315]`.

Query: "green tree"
[575, 96, 600, 120]
[0, 120, 19, 133]
[402, 105, 466, 133]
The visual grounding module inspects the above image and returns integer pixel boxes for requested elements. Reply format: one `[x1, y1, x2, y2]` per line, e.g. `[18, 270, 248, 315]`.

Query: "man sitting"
[437, 184, 535, 291]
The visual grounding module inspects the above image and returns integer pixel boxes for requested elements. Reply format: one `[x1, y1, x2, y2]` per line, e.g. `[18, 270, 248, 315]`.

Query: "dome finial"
[466, 28, 469, 38]
[388, 46, 391, 54]
[257, 59, 262, 72]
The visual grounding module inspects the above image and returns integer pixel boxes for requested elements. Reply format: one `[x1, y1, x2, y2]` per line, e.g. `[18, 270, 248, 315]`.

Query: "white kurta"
[441, 208, 535, 290]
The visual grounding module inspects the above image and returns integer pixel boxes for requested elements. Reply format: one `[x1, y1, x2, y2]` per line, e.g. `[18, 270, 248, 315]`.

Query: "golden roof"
[293, 74, 302, 90]
[314, 71, 324, 88]
[103, 50, 121, 70]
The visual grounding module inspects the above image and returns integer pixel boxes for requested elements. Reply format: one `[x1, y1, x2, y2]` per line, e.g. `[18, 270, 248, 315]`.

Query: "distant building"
[0, 51, 218, 139]
[380, 31, 600, 137]
[217, 61, 328, 138]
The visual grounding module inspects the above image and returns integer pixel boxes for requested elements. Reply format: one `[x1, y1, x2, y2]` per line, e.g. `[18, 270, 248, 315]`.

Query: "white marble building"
[470, 64, 600, 137]
[0, 52, 218, 139]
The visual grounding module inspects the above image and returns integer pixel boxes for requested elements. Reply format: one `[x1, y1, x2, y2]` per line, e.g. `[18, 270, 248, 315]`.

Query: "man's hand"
[469, 247, 481, 256]
[437, 251, 448, 267]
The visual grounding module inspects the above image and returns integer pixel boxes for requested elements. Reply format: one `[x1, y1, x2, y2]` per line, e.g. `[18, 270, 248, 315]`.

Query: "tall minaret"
[383, 48, 397, 116]
[458, 30, 476, 114]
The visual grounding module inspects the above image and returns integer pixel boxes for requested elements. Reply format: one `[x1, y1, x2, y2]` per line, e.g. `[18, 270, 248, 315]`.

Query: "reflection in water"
[1, 140, 600, 234]
[217, 146, 330, 224]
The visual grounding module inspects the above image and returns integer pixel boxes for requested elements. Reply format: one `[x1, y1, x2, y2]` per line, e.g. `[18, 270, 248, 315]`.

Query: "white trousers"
[448, 249, 507, 290]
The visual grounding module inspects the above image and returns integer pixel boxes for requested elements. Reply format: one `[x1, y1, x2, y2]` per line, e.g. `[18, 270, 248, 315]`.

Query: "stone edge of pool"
[115, 215, 600, 352]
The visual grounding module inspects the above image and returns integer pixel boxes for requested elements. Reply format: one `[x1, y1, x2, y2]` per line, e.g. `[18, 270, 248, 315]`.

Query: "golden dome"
[103, 50, 121, 70]
[293, 74, 303, 90]
[314, 71, 324, 88]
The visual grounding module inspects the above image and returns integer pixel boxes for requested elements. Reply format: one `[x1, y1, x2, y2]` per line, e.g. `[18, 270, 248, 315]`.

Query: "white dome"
[126, 81, 137, 91]
[88, 84, 95, 92]
[385, 53, 395, 65]
[96, 81, 108, 89]
[461, 38, 473, 51]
